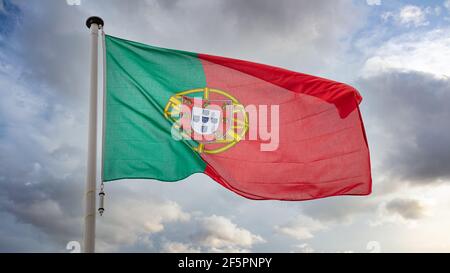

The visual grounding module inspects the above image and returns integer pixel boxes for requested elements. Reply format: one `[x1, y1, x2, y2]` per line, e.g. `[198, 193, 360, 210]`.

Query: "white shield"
[191, 106, 221, 135]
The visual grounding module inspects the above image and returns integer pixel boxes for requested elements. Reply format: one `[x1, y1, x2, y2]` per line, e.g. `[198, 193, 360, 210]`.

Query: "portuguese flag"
[102, 35, 372, 201]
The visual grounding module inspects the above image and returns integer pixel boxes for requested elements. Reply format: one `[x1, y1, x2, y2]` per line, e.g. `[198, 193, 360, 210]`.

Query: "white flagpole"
[84, 16, 104, 253]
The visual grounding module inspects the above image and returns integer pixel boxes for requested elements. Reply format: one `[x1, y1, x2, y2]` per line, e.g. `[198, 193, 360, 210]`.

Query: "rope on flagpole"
[98, 25, 107, 217]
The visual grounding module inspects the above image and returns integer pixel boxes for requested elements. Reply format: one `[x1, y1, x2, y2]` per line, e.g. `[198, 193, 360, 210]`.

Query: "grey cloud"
[9, 0, 365, 105]
[96, 196, 190, 252]
[385, 198, 426, 220]
[359, 71, 450, 184]
[221, 0, 363, 44]
[301, 198, 377, 224]
[162, 241, 200, 253]
[89, 0, 364, 76]
[10, 1, 91, 103]
[275, 215, 326, 241]
[155, 214, 265, 253]
[193, 214, 265, 252]
[0, 65, 85, 250]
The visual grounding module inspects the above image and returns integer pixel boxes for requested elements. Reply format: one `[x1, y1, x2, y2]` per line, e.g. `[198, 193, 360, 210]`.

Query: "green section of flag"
[102, 35, 207, 182]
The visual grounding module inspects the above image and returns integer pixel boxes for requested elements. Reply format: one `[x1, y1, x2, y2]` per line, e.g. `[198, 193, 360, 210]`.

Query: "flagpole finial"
[86, 16, 104, 29]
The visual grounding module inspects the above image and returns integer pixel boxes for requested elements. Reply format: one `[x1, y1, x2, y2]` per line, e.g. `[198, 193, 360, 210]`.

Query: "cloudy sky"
[1, 0, 450, 253]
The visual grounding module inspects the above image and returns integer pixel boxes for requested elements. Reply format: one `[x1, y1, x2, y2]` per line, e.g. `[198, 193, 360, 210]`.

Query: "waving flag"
[102, 35, 371, 201]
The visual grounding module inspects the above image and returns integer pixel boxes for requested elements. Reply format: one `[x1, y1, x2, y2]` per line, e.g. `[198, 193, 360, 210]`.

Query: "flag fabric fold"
[102, 35, 372, 201]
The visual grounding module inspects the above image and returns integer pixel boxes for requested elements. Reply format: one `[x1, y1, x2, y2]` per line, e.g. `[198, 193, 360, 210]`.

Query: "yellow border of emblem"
[164, 88, 248, 154]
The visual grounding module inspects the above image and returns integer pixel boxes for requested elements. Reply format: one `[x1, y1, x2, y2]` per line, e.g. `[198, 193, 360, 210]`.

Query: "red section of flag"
[199, 54, 362, 119]
[198, 54, 372, 201]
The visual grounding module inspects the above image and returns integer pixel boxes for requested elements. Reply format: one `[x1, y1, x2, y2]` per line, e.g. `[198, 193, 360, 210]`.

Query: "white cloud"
[366, 0, 381, 6]
[362, 28, 450, 78]
[399, 5, 428, 26]
[97, 199, 190, 251]
[292, 243, 315, 253]
[445, 0, 450, 11]
[275, 216, 327, 240]
[196, 215, 265, 252]
[381, 11, 394, 22]
[431, 6, 442, 16]
[65, 0, 81, 6]
[162, 242, 200, 253]
[382, 5, 429, 27]
[151, 214, 267, 253]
